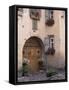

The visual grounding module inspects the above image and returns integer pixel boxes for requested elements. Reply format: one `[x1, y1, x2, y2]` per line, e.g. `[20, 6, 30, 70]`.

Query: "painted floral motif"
[30, 9, 41, 20]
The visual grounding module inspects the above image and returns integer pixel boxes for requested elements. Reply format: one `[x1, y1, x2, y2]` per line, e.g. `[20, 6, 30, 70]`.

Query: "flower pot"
[46, 19, 54, 26]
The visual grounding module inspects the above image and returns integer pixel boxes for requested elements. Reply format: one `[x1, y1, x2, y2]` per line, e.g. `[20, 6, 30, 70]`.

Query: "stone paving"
[18, 69, 65, 82]
[48, 72, 65, 80]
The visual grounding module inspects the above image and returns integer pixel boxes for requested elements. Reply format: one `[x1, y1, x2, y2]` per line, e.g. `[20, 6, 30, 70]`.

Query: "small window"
[45, 10, 54, 19]
[45, 10, 49, 20]
[45, 10, 54, 26]
[32, 19, 37, 31]
[50, 10, 54, 19]
[45, 35, 55, 55]
[48, 35, 54, 48]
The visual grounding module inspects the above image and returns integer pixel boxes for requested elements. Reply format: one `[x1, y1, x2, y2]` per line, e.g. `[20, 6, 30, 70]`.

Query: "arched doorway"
[22, 37, 44, 73]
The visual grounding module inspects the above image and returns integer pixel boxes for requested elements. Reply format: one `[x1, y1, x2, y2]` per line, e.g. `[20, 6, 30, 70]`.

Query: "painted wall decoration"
[30, 9, 41, 20]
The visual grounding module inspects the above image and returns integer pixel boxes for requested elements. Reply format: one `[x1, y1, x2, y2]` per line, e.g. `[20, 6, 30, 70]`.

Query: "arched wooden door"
[23, 37, 43, 73]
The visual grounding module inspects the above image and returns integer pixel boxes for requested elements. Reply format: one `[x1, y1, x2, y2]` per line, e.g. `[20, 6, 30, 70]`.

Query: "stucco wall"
[18, 9, 65, 70]
[45, 11, 65, 69]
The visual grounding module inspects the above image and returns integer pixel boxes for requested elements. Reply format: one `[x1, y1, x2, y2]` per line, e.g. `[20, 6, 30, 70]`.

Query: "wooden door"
[23, 37, 42, 73]
[28, 47, 40, 73]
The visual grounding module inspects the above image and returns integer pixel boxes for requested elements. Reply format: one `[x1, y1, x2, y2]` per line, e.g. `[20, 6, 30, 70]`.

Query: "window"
[50, 10, 54, 19]
[45, 10, 54, 26]
[45, 10, 54, 20]
[45, 10, 49, 20]
[48, 35, 54, 48]
[32, 19, 37, 31]
[45, 35, 55, 55]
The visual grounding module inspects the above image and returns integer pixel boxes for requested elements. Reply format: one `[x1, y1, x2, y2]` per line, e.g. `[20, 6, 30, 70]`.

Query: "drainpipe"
[44, 41, 47, 77]
[45, 52, 48, 77]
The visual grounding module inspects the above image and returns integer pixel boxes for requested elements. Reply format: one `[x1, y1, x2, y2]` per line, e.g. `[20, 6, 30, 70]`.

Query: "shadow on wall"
[18, 60, 22, 70]
[47, 53, 65, 69]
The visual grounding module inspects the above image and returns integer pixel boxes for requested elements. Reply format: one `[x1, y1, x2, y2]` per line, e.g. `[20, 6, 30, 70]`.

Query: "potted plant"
[22, 62, 28, 76]
[45, 18, 54, 26]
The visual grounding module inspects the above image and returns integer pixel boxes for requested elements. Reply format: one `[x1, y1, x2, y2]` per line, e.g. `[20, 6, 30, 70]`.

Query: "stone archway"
[22, 36, 44, 73]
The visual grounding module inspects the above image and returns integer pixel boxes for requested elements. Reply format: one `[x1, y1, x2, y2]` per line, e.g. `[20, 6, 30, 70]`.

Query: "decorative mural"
[30, 9, 41, 20]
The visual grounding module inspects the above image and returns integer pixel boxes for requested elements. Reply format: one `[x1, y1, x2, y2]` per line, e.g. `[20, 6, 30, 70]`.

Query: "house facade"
[17, 8, 65, 73]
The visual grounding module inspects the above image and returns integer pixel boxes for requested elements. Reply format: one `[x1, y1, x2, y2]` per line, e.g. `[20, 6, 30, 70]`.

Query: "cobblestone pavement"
[48, 72, 65, 80]
[18, 69, 65, 82]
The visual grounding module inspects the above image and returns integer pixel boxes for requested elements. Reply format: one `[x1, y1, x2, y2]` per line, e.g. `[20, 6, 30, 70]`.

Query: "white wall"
[18, 9, 65, 69]
[46, 11, 65, 68]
